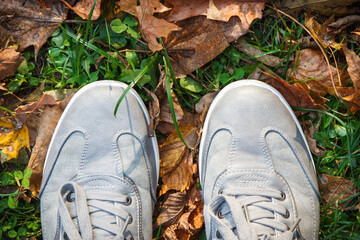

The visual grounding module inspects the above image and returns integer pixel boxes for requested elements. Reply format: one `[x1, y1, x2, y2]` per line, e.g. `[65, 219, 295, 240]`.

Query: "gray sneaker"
[39, 81, 159, 239]
[199, 80, 320, 239]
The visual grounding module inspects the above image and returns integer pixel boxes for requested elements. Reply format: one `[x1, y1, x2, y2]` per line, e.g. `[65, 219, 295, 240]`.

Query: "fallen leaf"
[274, 0, 360, 16]
[160, 150, 193, 195]
[166, 8, 264, 76]
[305, 14, 341, 49]
[234, 38, 283, 67]
[342, 46, 360, 113]
[159, 125, 198, 195]
[154, 191, 186, 230]
[0, 117, 30, 163]
[195, 92, 218, 115]
[265, 75, 326, 115]
[27, 106, 63, 197]
[301, 119, 326, 157]
[62, 0, 102, 20]
[327, 15, 360, 34]
[144, 88, 160, 136]
[118, 0, 180, 52]
[0, 47, 24, 81]
[166, 0, 267, 23]
[319, 174, 357, 211]
[0, 0, 71, 54]
[288, 48, 348, 96]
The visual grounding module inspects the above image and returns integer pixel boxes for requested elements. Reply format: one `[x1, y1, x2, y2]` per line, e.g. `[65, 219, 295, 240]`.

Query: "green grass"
[1, 6, 360, 239]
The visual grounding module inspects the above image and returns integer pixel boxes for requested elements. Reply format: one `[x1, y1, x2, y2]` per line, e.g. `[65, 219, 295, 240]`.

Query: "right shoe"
[199, 80, 320, 239]
[40, 80, 159, 239]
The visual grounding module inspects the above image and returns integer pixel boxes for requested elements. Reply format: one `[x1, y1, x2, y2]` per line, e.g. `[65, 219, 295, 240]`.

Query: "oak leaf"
[118, 0, 180, 52]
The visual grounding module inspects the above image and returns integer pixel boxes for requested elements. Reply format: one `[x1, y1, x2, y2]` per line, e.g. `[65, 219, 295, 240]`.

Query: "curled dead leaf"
[327, 15, 360, 34]
[234, 38, 284, 67]
[305, 14, 342, 49]
[195, 92, 218, 115]
[0, 47, 24, 81]
[62, 0, 102, 20]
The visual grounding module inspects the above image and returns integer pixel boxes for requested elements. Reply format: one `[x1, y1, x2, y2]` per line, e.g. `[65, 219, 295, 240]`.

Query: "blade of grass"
[0, 106, 14, 115]
[113, 53, 158, 116]
[61, 25, 125, 70]
[163, 56, 191, 149]
[76, 0, 97, 75]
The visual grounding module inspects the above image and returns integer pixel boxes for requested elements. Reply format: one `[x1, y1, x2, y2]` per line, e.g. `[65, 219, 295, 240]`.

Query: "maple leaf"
[0, 0, 70, 55]
[118, 0, 180, 52]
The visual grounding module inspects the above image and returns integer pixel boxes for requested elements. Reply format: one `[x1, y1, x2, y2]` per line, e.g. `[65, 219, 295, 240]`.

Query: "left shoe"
[39, 80, 159, 239]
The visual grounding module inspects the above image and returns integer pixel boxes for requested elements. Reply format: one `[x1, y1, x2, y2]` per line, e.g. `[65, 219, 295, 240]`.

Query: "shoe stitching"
[262, 126, 318, 239]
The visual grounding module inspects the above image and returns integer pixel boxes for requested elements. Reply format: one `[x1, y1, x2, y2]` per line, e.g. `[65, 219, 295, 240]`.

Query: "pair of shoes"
[40, 80, 319, 239]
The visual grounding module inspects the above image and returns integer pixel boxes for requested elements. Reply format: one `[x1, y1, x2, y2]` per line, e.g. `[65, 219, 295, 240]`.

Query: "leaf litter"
[1, 0, 360, 238]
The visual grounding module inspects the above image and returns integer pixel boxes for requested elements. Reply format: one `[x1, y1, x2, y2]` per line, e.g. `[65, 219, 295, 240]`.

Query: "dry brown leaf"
[305, 14, 341, 49]
[234, 38, 283, 67]
[288, 48, 349, 96]
[265, 76, 325, 115]
[144, 88, 160, 136]
[0, 47, 24, 81]
[274, 0, 360, 16]
[62, 0, 102, 20]
[301, 119, 326, 157]
[195, 92, 218, 115]
[342, 47, 360, 113]
[166, 7, 264, 76]
[166, 0, 267, 23]
[327, 15, 360, 34]
[118, 0, 180, 52]
[159, 125, 198, 195]
[0, 0, 71, 55]
[160, 150, 193, 195]
[27, 106, 63, 196]
[0, 117, 30, 163]
[154, 191, 186, 230]
[160, 183, 204, 239]
[319, 174, 356, 211]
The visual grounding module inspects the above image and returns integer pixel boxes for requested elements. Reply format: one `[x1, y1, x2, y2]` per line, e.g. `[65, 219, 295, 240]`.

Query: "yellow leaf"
[0, 117, 30, 163]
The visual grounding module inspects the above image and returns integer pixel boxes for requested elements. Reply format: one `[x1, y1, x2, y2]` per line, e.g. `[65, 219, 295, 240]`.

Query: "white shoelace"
[58, 182, 133, 240]
[209, 188, 301, 240]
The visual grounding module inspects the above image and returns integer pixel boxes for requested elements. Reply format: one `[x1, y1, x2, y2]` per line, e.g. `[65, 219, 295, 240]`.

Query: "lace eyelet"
[280, 191, 286, 201]
[217, 210, 224, 219]
[63, 232, 69, 240]
[66, 192, 75, 202]
[284, 209, 290, 219]
[128, 214, 133, 224]
[218, 189, 224, 195]
[125, 196, 132, 206]
[216, 230, 222, 238]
